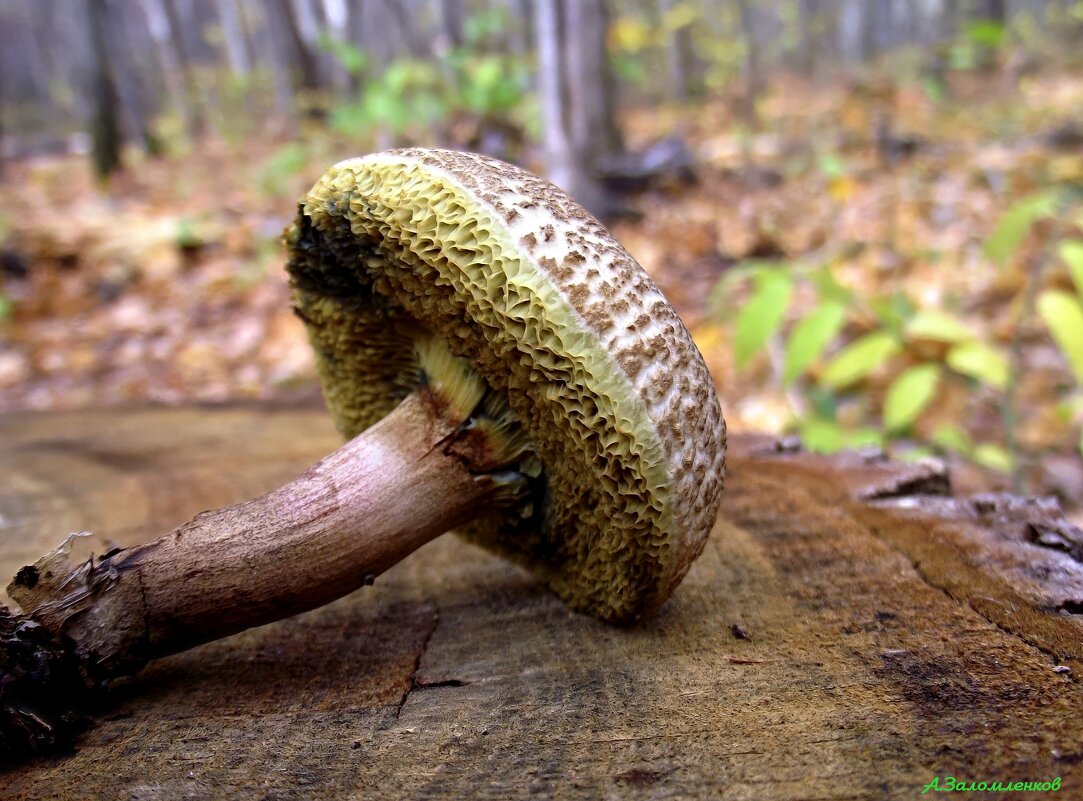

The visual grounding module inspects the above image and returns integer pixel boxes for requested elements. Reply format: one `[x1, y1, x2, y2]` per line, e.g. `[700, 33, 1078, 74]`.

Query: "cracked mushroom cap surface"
[285, 148, 726, 622]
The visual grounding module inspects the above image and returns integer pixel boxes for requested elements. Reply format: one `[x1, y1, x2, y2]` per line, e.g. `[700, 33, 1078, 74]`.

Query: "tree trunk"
[534, 0, 574, 196]
[858, 0, 877, 61]
[215, 0, 251, 76]
[437, 0, 464, 50]
[975, 0, 1008, 23]
[160, 0, 206, 138]
[2, 407, 1081, 794]
[941, 0, 959, 40]
[87, 0, 123, 178]
[317, 0, 351, 96]
[735, 0, 759, 129]
[0, 55, 5, 179]
[262, 0, 298, 120]
[105, 0, 160, 156]
[382, 0, 432, 60]
[277, 0, 325, 118]
[533, 0, 619, 218]
[662, 0, 699, 99]
[564, 0, 621, 158]
[141, 0, 204, 140]
[799, 0, 822, 77]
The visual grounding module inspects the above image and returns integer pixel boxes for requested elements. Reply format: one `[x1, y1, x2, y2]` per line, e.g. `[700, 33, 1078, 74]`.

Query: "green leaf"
[1037, 290, 1083, 383]
[783, 302, 846, 384]
[1058, 239, 1083, 299]
[707, 262, 770, 319]
[905, 309, 974, 343]
[899, 446, 935, 462]
[818, 153, 847, 179]
[799, 418, 884, 453]
[973, 442, 1012, 473]
[733, 272, 792, 368]
[932, 423, 973, 454]
[966, 19, 1005, 48]
[810, 265, 853, 306]
[820, 331, 900, 389]
[320, 36, 368, 75]
[799, 418, 845, 453]
[806, 385, 838, 419]
[611, 52, 647, 84]
[931, 422, 974, 454]
[870, 293, 914, 336]
[946, 341, 1010, 390]
[174, 217, 199, 249]
[463, 9, 506, 45]
[983, 192, 1056, 267]
[329, 102, 370, 136]
[841, 428, 885, 449]
[1065, 395, 1083, 418]
[921, 76, 946, 103]
[883, 364, 941, 432]
[258, 142, 308, 193]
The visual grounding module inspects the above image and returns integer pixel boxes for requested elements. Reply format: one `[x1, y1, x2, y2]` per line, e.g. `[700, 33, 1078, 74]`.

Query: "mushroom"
[1, 148, 726, 757]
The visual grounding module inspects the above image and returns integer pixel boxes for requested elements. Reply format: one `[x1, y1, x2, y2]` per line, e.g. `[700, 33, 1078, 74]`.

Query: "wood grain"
[1, 407, 1081, 800]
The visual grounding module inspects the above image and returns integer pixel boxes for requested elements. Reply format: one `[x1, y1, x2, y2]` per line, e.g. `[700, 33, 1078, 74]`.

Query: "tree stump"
[1, 406, 1081, 799]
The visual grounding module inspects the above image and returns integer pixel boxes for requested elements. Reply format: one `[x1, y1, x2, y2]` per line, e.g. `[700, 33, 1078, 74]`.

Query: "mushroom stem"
[8, 389, 524, 688]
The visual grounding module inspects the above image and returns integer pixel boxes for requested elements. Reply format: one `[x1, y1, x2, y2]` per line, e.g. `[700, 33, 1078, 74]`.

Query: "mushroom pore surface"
[286, 148, 726, 621]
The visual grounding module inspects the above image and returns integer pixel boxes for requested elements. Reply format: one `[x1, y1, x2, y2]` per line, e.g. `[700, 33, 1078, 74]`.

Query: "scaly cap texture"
[285, 148, 726, 621]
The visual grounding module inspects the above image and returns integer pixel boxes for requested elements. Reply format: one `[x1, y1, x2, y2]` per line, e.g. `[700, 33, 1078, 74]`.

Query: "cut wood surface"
[1, 406, 1081, 800]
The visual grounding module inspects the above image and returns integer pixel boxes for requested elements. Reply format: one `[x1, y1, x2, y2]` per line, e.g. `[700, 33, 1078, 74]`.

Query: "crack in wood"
[394, 609, 441, 720]
[872, 540, 1081, 683]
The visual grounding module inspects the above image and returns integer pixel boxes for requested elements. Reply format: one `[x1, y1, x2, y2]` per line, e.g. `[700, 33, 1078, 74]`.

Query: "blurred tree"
[798, 0, 827, 78]
[162, 0, 207, 137]
[976, 0, 1007, 24]
[87, 0, 123, 178]
[662, 0, 701, 99]
[736, 0, 760, 129]
[0, 54, 5, 179]
[438, 0, 466, 50]
[142, 0, 204, 139]
[105, 2, 160, 156]
[215, 0, 252, 77]
[2, 0, 1083, 159]
[534, 0, 622, 217]
[275, 0, 325, 118]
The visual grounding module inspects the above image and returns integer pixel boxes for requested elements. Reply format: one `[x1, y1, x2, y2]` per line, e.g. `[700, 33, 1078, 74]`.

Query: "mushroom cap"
[285, 148, 726, 621]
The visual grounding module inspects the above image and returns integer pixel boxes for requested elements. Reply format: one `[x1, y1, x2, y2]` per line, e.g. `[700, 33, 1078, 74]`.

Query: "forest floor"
[1, 69, 1081, 519]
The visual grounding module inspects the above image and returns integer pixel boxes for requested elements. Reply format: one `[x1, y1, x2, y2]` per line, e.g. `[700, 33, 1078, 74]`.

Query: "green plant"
[174, 217, 200, 250]
[0, 214, 12, 323]
[1037, 234, 1083, 459]
[322, 11, 529, 146]
[1038, 240, 1083, 385]
[712, 259, 1014, 467]
[330, 57, 448, 141]
[713, 188, 1083, 476]
[258, 142, 309, 197]
[320, 36, 369, 77]
[988, 191, 1083, 474]
[948, 18, 1007, 71]
[446, 10, 529, 121]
